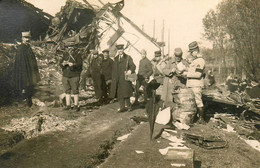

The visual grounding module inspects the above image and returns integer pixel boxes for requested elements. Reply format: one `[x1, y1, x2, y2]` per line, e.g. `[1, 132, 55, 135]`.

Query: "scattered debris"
[2, 112, 79, 139]
[135, 150, 144, 154]
[240, 137, 260, 152]
[155, 107, 171, 125]
[117, 133, 131, 141]
[130, 116, 148, 124]
[171, 163, 186, 167]
[32, 98, 46, 107]
[161, 131, 185, 143]
[223, 124, 236, 133]
[184, 133, 228, 149]
[173, 121, 190, 130]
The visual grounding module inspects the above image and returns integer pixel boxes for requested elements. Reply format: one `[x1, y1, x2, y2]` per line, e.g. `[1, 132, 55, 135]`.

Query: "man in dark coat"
[110, 44, 136, 112]
[60, 45, 82, 112]
[80, 48, 94, 91]
[89, 50, 106, 103]
[101, 49, 113, 99]
[13, 31, 40, 107]
[133, 49, 153, 106]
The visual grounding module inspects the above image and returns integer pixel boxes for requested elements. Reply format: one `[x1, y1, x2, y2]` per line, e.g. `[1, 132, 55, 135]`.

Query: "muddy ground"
[0, 99, 260, 168]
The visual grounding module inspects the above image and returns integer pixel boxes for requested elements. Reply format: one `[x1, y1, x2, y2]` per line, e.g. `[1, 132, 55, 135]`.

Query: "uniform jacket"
[60, 49, 83, 78]
[186, 56, 205, 88]
[138, 57, 153, 79]
[110, 53, 136, 99]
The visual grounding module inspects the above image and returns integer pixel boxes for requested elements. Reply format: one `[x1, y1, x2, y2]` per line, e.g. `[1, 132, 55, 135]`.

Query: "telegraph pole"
[161, 20, 164, 56]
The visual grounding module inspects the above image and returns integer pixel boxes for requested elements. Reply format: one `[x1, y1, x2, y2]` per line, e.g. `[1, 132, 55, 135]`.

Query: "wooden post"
[161, 20, 164, 56]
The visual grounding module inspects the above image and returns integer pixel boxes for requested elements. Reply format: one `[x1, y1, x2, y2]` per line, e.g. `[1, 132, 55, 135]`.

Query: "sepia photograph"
[0, 0, 259, 167]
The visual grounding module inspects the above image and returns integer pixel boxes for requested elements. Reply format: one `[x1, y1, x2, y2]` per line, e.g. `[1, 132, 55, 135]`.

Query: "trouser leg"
[125, 97, 131, 108]
[119, 98, 125, 109]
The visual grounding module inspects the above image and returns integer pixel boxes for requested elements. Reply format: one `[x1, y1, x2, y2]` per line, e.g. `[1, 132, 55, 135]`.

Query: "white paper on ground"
[117, 133, 131, 141]
[223, 124, 236, 133]
[155, 107, 171, 125]
[173, 121, 190, 130]
[135, 150, 144, 154]
[164, 129, 177, 134]
[171, 163, 186, 167]
[244, 140, 260, 152]
[159, 146, 174, 155]
[169, 143, 188, 148]
[161, 131, 185, 143]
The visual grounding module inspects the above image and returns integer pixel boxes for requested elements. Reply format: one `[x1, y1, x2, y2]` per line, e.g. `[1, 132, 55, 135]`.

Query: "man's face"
[103, 52, 109, 59]
[118, 49, 124, 55]
[22, 37, 30, 43]
[191, 50, 198, 57]
[141, 53, 146, 59]
[175, 56, 182, 63]
[154, 56, 160, 62]
[93, 54, 98, 58]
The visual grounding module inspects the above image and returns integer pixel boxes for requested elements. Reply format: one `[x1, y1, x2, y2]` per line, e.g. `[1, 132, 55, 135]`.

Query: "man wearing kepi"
[60, 44, 82, 112]
[132, 49, 153, 106]
[13, 31, 40, 107]
[110, 44, 136, 112]
[183, 41, 206, 124]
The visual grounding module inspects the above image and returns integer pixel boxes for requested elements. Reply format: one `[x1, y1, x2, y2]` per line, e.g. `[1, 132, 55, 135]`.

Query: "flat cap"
[154, 50, 161, 57]
[116, 44, 124, 50]
[102, 49, 109, 53]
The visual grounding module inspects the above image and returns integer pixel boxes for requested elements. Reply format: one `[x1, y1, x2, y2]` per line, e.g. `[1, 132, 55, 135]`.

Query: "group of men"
[59, 40, 207, 123]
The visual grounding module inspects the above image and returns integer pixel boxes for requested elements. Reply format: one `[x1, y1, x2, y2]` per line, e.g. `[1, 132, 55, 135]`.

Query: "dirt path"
[0, 102, 260, 168]
[0, 103, 147, 168]
[100, 122, 260, 168]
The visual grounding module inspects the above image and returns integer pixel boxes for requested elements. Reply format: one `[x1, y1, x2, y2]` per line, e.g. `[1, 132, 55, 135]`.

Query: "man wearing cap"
[183, 41, 206, 124]
[13, 31, 40, 107]
[161, 48, 188, 108]
[60, 45, 83, 112]
[80, 48, 94, 91]
[89, 50, 106, 103]
[101, 49, 113, 99]
[110, 44, 136, 112]
[151, 51, 164, 84]
[132, 49, 153, 106]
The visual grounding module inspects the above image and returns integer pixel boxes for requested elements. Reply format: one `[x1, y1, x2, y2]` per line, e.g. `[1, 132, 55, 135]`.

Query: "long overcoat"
[12, 43, 40, 91]
[110, 53, 136, 99]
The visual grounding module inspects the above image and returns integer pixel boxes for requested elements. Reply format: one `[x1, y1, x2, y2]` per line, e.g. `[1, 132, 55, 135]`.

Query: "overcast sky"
[26, 0, 221, 53]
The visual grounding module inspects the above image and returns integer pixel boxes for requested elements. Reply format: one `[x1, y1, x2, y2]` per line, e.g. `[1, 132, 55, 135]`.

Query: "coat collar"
[116, 53, 127, 61]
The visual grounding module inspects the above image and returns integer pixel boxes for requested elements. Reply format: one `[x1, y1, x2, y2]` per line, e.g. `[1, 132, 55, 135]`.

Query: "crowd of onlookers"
[59, 40, 208, 123]
[11, 31, 259, 123]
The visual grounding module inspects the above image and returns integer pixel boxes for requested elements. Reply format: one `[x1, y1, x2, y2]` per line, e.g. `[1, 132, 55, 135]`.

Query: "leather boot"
[197, 107, 206, 124]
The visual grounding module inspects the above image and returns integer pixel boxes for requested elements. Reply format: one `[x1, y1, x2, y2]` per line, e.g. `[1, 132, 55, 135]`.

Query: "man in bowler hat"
[110, 44, 136, 112]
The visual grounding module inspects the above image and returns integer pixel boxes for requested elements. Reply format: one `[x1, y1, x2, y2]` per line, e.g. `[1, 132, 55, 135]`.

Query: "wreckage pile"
[2, 112, 79, 139]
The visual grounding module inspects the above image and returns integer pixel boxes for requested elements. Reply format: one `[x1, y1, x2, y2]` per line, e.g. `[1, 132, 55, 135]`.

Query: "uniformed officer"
[183, 41, 206, 124]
